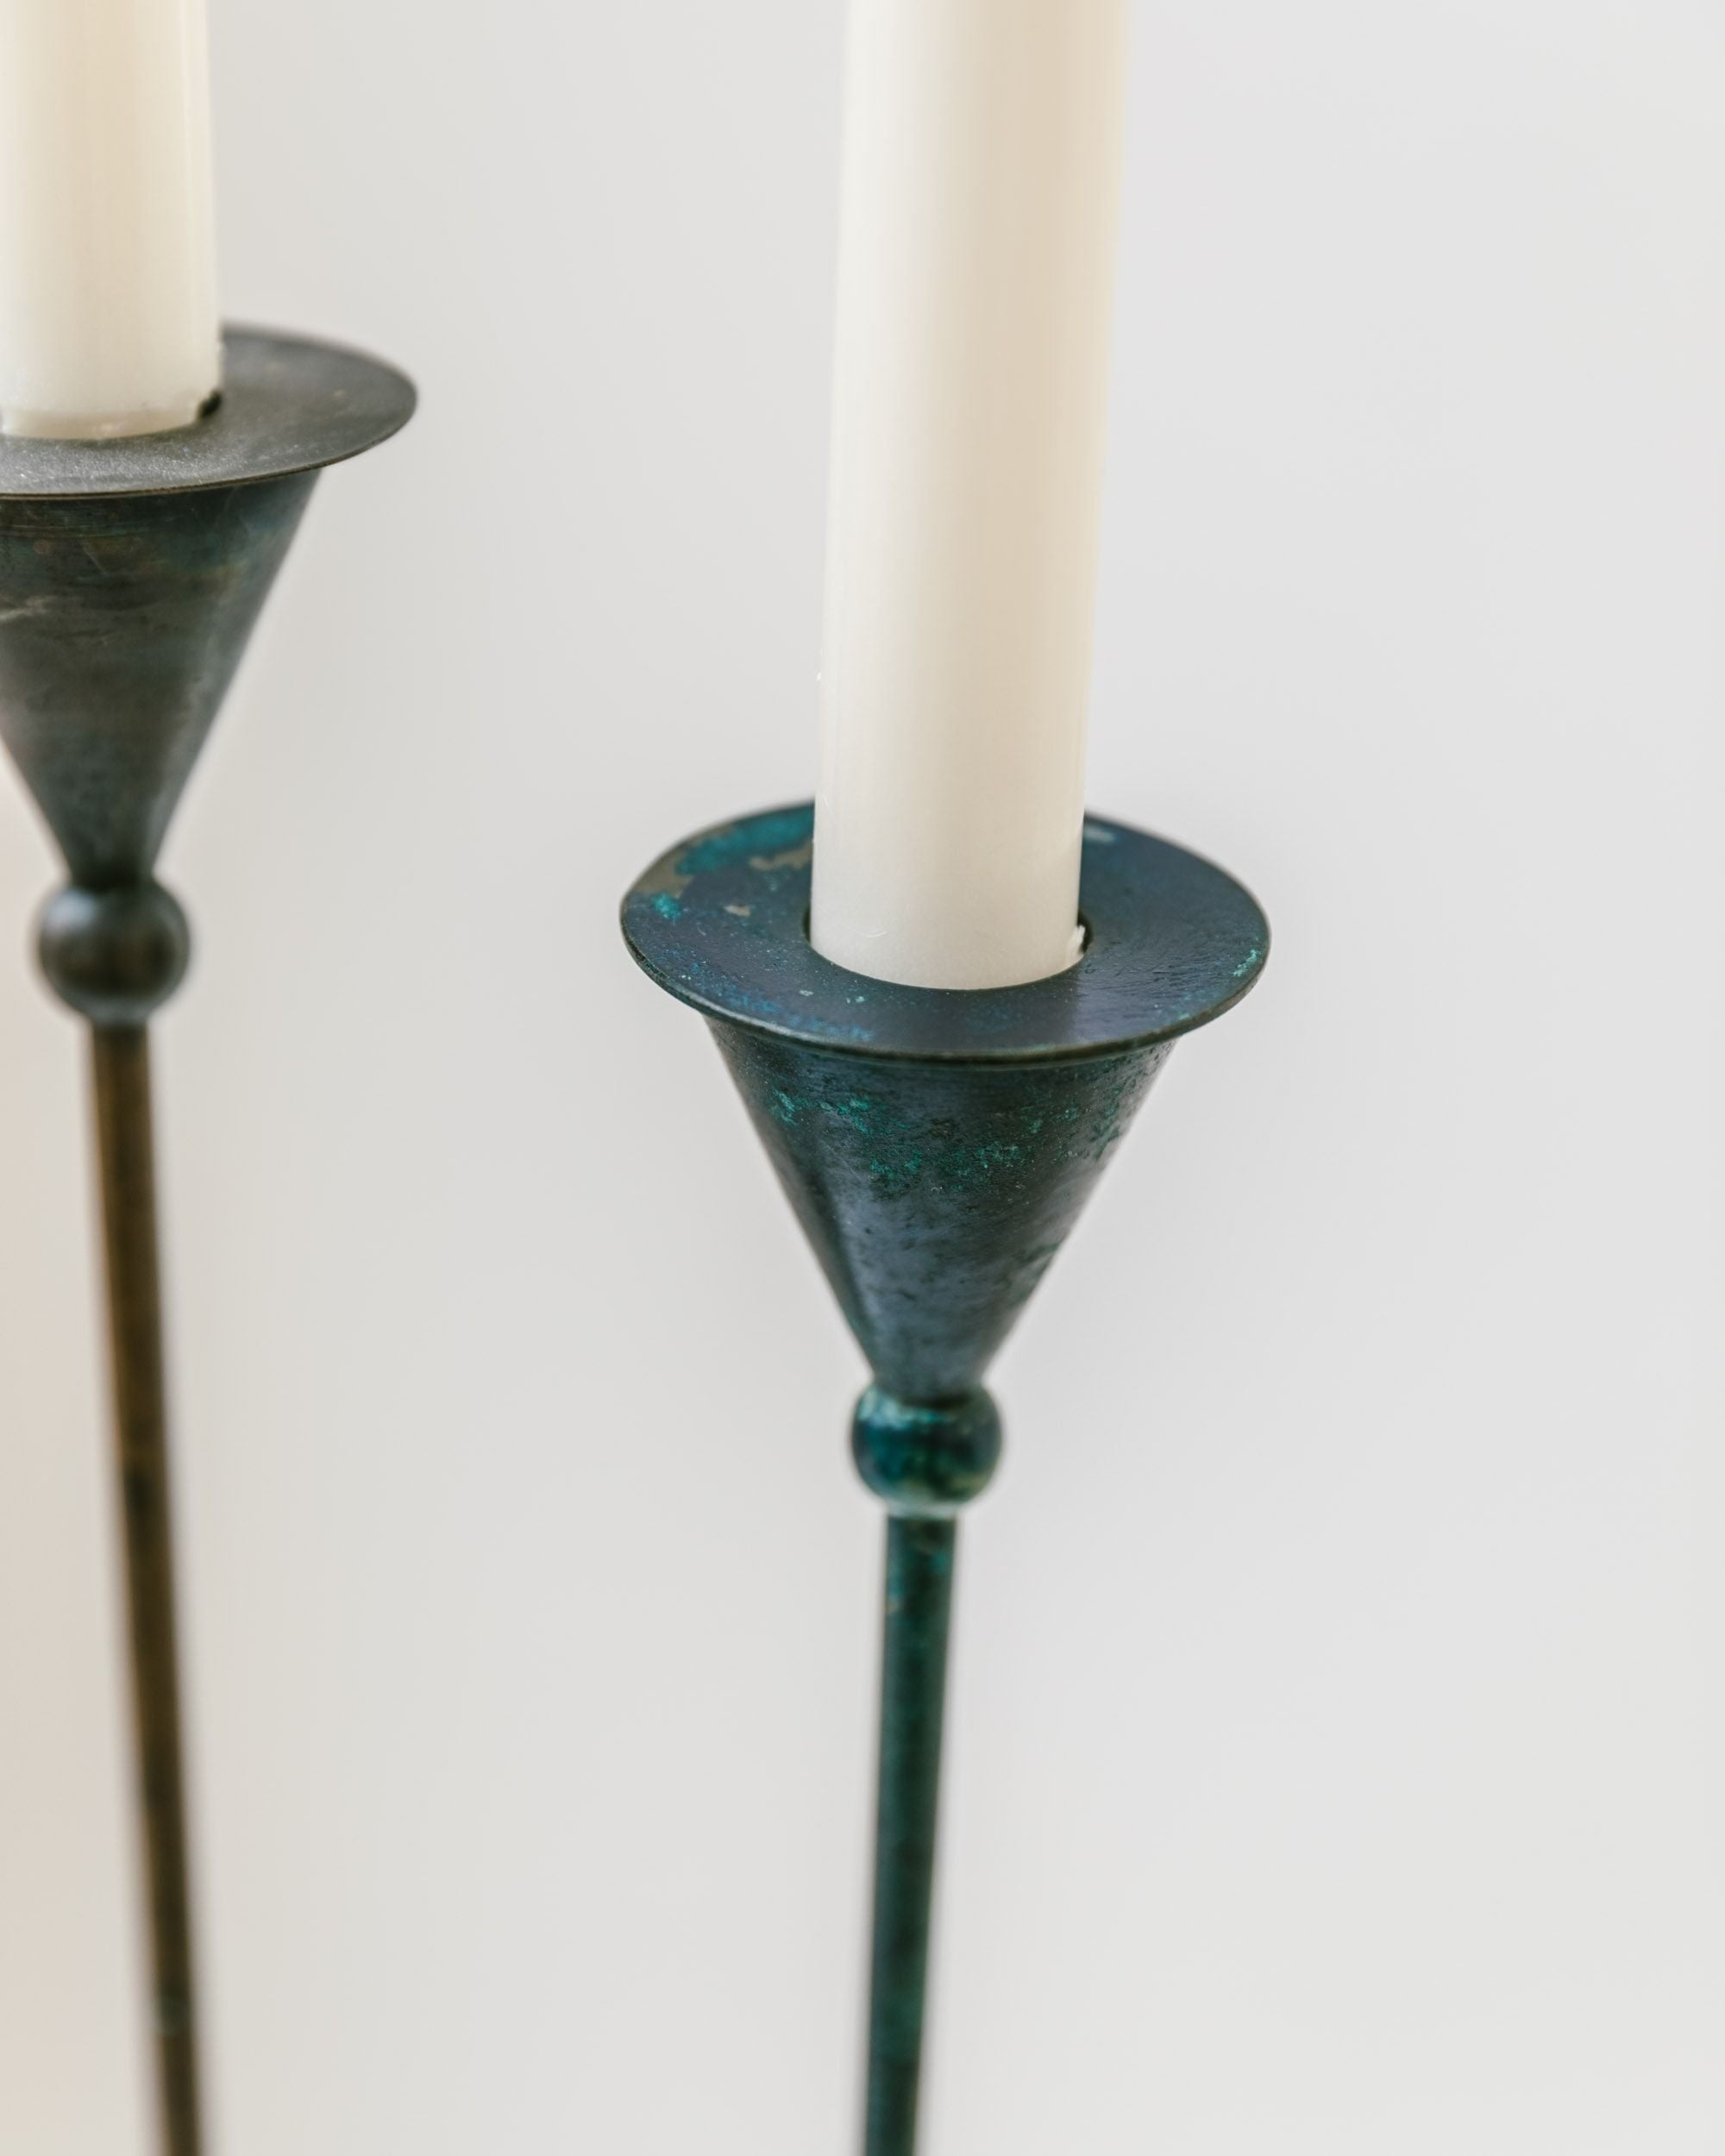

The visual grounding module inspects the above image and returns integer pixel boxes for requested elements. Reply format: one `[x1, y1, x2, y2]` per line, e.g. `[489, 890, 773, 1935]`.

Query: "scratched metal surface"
[0, 332, 417, 888]
[622, 802, 1268, 1064]
[0, 327, 415, 500]
[0, 477, 315, 886]
[622, 804, 1270, 1397]
[0, 330, 416, 2156]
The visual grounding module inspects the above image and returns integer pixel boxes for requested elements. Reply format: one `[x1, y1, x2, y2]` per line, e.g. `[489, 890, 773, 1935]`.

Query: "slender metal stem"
[90, 1025, 203, 2156]
[864, 1514, 958, 2156]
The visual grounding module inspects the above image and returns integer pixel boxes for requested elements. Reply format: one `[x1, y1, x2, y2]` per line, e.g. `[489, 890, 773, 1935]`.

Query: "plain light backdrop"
[3, 3, 1723, 2150]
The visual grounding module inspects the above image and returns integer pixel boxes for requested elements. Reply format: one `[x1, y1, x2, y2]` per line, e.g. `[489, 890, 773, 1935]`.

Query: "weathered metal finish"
[853, 1387, 1000, 2156]
[623, 802, 1269, 2155]
[91, 1027, 202, 2156]
[0, 327, 412, 895]
[715, 1025, 1174, 1400]
[0, 325, 415, 499]
[624, 803, 1265, 1398]
[622, 801, 1266, 1062]
[0, 478, 314, 887]
[0, 328, 414, 2156]
[867, 1515, 956, 2156]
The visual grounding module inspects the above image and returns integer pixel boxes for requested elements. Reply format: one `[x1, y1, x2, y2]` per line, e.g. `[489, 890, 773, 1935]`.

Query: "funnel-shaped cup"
[0, 327, 415, 893]
[623, 803, 1268, 1403]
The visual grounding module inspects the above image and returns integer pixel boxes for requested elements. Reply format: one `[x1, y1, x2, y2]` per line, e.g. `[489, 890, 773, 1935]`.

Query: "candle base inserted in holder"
[0, 326, 413, 2156]
[624, 802, 1269, 2156]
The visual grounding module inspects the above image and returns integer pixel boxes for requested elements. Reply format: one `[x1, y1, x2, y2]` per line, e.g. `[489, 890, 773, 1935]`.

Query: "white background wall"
[3, 3, 1723, 2149]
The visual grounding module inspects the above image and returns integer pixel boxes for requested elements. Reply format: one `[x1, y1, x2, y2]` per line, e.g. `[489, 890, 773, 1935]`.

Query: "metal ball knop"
[39, 881, 190, 1026]
[851, 1384, 1003, 1518]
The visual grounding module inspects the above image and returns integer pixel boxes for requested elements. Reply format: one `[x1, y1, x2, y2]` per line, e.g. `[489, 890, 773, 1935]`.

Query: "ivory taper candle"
[811, 0, 1131, 990]
[0, 0, 219, 439]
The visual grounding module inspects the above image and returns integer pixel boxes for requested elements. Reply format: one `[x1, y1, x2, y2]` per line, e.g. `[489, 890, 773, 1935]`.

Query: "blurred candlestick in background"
[811, 0, 1131, 990]
[0, 0, 219, 439]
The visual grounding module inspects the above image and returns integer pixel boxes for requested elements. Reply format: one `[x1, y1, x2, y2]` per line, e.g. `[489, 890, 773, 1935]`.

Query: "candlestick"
[0, 0, 218, 439]
[624, 802, 1268, 2156]
[812, 0, 1132, 989]
[0, 328, 413, 2156]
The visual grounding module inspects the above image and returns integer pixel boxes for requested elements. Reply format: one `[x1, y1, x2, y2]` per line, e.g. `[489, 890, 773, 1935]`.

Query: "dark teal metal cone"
[623, 801, 1267, 1405]
[624, 801, 1269, 2156]
[0, 328, 414, 2156]
[0, 327, 416, 892]
[0, 479, 313, 887]
[711, 1021, 1170, 1400]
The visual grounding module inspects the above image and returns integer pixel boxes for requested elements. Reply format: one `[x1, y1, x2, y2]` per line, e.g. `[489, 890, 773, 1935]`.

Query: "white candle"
[812, 0, 1131, 990]
[0, 0, 219, 440]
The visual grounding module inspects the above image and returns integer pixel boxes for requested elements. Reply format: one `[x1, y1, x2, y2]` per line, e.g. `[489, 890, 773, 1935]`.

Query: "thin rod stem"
[863, 1514, 957, 2156]
[90, 1025, 203, 2156]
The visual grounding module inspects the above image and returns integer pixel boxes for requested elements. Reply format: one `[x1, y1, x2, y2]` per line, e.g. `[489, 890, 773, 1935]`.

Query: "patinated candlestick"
[0, 329, 413, 2156]
[623, 802, 1268, 2156]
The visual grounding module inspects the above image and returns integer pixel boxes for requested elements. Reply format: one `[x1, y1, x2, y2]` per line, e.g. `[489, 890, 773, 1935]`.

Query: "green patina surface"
[716, 1024, 1171, 1402]
[620, 801, 1270, 2156]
